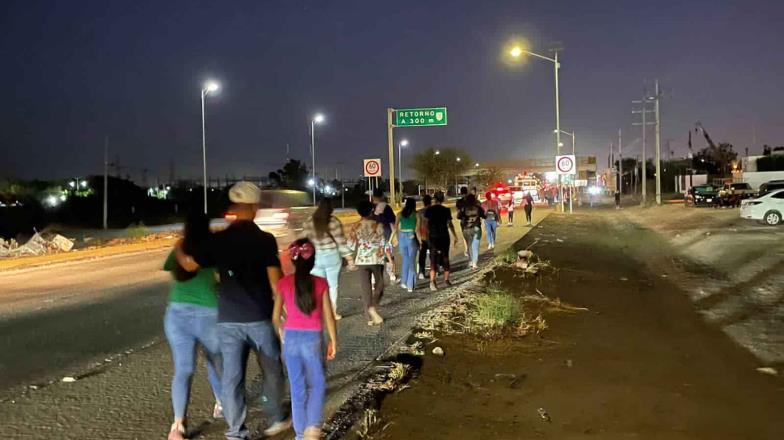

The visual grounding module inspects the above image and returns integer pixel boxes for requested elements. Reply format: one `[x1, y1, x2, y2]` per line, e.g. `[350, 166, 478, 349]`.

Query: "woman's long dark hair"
[312, 198, 333, 238]
[401, 197, 416, 218]
[174, 211, 211, 282]
[291, 238, 317, 315]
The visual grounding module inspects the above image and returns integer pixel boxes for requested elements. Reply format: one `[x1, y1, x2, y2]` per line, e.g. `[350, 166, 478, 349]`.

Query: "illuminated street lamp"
[554, 129, 576, 154]
[510, 43, 565, 212]
[310, 113, 325, 205]
[201, 80, 220, 214]
[398, 139, 409, 199]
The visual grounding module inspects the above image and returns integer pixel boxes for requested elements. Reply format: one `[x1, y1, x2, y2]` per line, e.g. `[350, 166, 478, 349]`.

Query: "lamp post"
[201, 80, 220, 214]
[554, 129, 575, 213]
[455, 156, 461, 195]
[398, 139, 408, 202]
[310, 113, 325, 206]
[510, 45, 563, 212]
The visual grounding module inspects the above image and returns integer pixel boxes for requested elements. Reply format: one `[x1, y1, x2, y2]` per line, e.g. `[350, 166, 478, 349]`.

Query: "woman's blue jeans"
[310, 248, 342, 310]
[485, 219, 497, 246]
[164, 302, 222, 419]
[397, 231, 418, 290]
[284, 329, 326, 439]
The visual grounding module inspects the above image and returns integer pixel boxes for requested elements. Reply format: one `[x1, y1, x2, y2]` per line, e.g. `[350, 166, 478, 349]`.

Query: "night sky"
[2, 0, 782, 182]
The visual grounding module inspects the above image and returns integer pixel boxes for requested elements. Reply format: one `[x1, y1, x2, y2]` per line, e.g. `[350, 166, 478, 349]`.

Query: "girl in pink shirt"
[272, 239, 337, 440]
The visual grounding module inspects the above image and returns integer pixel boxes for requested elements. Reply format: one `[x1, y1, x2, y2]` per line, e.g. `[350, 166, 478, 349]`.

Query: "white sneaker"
[418, 273, 425, 280]
[389, 273, 397, 282]
[264, 419, 293, 437]
[212, 402, 223, 419]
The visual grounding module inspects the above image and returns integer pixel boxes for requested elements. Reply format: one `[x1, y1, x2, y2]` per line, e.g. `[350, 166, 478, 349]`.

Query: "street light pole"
[511, 46, 563, 213]
[200, 81, 219, 215]
[310, 120, 316, 206]
[103, 136, 109, 230]
[310, 113, 325, 206]
[398, 139, 408, 202]
[201, 89, 208, 214]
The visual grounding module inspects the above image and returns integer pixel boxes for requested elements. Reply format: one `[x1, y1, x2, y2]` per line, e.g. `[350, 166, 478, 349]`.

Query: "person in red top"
[272, 239, 337, 440]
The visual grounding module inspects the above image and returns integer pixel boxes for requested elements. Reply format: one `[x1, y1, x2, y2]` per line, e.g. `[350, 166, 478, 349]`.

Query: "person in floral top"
[347, 200, 386, 326]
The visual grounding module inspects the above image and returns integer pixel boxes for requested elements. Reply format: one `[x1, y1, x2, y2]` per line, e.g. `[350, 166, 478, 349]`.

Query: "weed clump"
[469, 289, 520, 329]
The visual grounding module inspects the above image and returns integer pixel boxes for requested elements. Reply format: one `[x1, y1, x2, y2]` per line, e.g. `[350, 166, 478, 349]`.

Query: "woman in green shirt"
[390, 197, 421, 292]
[163, 212, 222, 440]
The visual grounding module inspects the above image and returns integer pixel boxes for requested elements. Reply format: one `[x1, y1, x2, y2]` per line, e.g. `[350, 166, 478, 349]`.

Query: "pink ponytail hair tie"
[288, 242, 315, 260]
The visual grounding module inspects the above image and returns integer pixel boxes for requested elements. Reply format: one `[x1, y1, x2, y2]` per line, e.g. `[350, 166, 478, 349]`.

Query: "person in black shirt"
[456, 186, 469, 256]
[177, 182, 290, 440]
[424, 191, 458, 291]
[457, 194, 485, 270]
[523, 192, 535, 226]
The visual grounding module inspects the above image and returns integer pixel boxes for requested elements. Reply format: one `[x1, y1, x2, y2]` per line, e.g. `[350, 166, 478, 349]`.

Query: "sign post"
[364, 158, 382, 202]
[386, 107, 448, 208]
[555, 155, 577, 214]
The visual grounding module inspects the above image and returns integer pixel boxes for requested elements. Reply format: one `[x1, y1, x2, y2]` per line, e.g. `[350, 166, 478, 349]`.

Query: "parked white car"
[740, 188, 784, 225]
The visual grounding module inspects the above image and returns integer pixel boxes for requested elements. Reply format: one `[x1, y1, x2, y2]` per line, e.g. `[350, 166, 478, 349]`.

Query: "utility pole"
[618, 129, 623, 197]
[103, 136, 109, 230]
[632, 92, 655, 205]
[653, 79, 663, 205]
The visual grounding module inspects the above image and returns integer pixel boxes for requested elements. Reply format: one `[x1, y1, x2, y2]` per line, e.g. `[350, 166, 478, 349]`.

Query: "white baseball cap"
[229, 181, 261, 204]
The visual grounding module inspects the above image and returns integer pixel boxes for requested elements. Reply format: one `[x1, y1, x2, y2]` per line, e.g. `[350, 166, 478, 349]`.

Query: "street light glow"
[434, 150, 440, 155]
[400, 139, 409, 147]
[204, 81, 219, 93]
[510, 46, 523, 58]
[475, 162, 480, 167]
[80, 180, 88, 188]
[307, 178, 315, 187]
[68, 181, 75, 188]
[456, 157, 461, 162]
[313, 113, 325, 124]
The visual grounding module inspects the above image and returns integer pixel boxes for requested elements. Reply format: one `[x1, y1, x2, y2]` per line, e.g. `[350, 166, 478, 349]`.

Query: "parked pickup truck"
[717, 182, 756, 207]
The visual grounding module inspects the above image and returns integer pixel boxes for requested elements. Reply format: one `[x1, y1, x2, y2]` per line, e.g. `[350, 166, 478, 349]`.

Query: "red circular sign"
[364, 159, 381, 176]
[556, 156, 574, 173]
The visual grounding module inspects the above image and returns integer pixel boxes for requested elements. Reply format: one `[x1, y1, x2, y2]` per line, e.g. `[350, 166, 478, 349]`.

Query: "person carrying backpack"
[457, 194, 485, 270]
[481, 192, 500, 250]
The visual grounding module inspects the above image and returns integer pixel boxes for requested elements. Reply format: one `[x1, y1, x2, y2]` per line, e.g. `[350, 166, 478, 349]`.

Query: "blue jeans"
[462, 227, 481, 267]
[164, 303, 222, 420]
[485, 219, 497, 246]
[311, 248, 342, 310]
[397, 231, 418, 290]
[218, 321, 286, 440]
[284, 330, 326, 439]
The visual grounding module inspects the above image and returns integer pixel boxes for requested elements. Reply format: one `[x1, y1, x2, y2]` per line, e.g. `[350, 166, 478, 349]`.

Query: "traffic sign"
[395, 107, 447, 127]
[364, 158, 382, 177]
[555, 155, 577, 175]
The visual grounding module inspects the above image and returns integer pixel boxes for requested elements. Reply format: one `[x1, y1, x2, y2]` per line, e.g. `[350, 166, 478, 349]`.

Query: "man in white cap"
[178, 181, 290, 439]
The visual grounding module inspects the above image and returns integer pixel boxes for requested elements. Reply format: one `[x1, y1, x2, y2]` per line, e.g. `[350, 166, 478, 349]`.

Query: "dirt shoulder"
[364, 212, 784, 440]
[0, 237, 177, 272]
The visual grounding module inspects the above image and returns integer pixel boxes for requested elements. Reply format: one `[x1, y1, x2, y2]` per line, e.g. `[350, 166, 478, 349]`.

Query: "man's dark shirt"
[193, 220, 280, 323]
[424, 204, 453, 239]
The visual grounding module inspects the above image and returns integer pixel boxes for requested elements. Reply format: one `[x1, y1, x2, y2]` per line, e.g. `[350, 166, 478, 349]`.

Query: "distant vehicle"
[717, 182, 755, 207]
[224, 207, 290, 227]
[740, 188, 784, 226]
[758, 180, 784, 197]
[685, 184, 718, 207]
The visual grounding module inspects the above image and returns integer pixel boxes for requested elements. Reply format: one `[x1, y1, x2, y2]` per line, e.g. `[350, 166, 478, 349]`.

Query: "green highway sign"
[395, 107, 447, 127]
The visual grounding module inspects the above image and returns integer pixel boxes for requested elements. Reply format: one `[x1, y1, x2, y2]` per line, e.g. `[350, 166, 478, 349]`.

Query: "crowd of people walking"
[162, 181, 536, 440]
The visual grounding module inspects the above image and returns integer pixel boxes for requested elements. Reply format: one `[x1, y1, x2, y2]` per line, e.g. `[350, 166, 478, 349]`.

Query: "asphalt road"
[0, 225, 297, 393]
[0, 211, 464, 395]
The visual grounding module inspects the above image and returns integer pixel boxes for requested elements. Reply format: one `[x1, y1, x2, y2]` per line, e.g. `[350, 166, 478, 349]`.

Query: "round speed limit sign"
[556, 155, 576, 175]
[364, 158, 382, 177]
